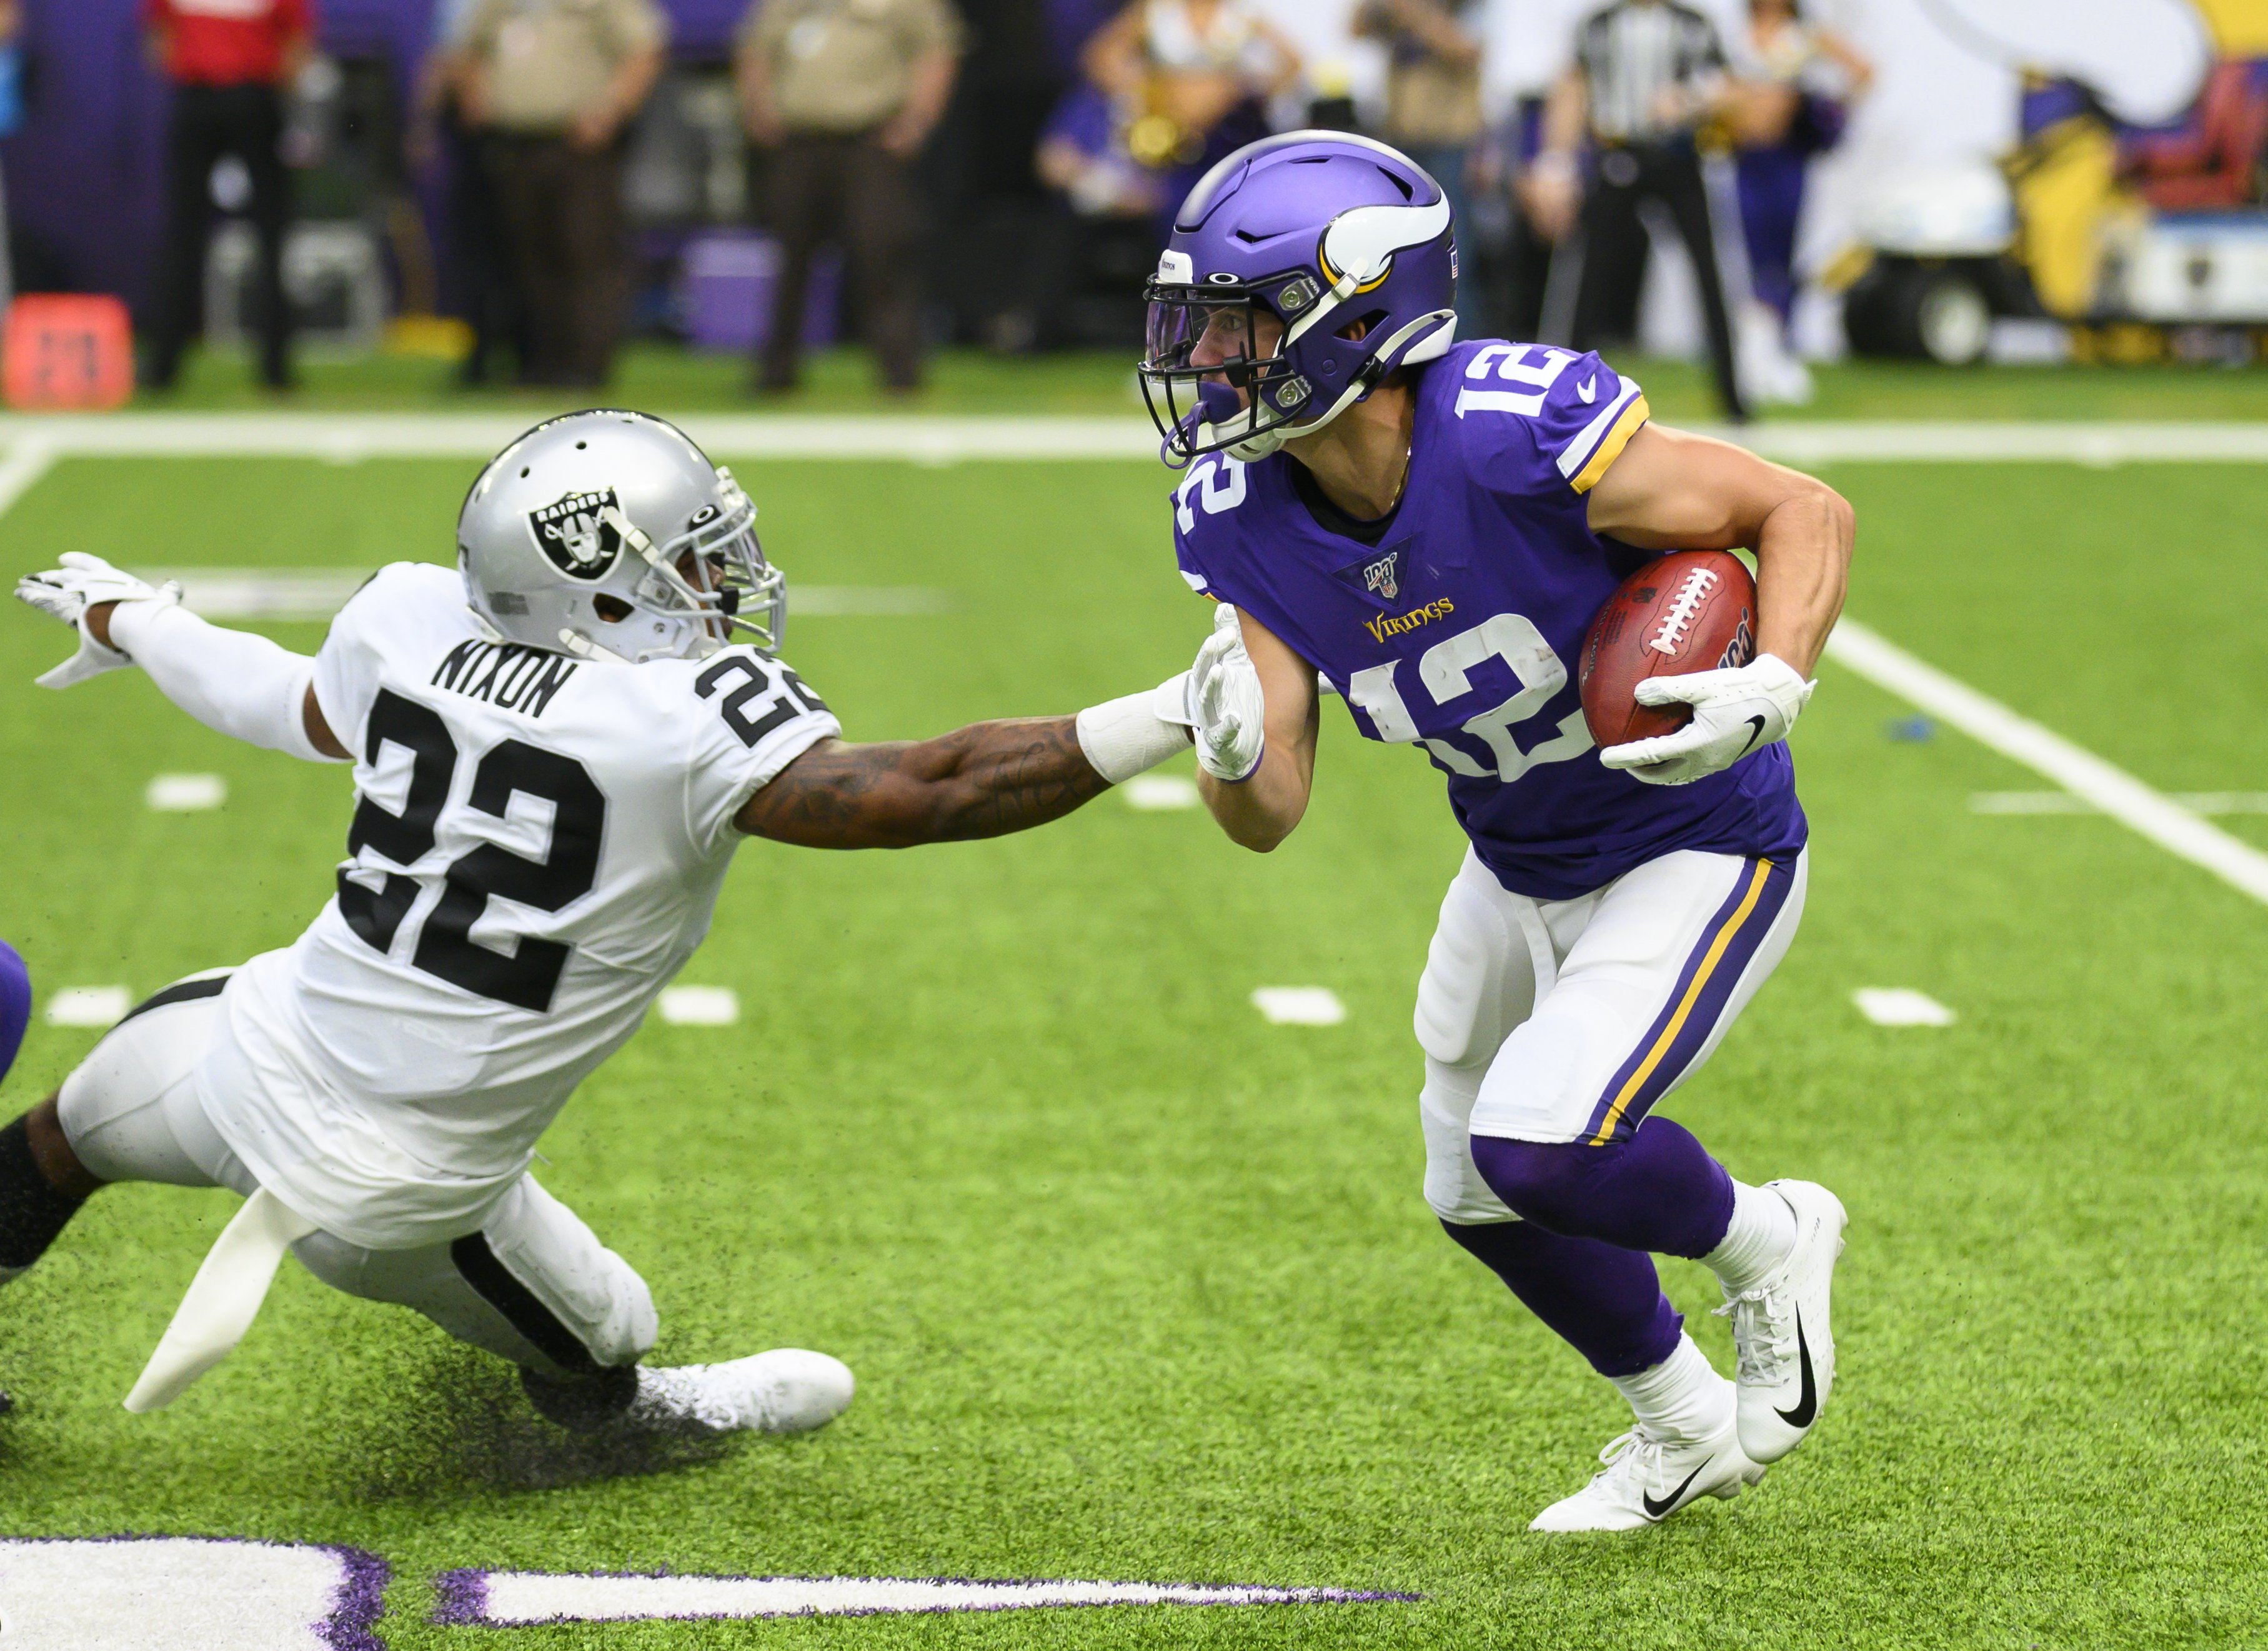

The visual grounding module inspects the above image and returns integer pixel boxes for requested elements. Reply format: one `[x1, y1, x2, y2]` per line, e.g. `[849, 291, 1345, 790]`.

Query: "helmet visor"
[1140, 285, 1312, 462]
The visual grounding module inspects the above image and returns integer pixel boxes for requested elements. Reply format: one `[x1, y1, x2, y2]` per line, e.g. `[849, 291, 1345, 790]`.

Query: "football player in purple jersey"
[1143, 132, 1855, 1530]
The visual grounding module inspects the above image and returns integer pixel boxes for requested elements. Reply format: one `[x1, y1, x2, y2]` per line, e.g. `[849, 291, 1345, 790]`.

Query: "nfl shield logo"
[1362, 551, 1400, 602]
[529, 488, 624, 581]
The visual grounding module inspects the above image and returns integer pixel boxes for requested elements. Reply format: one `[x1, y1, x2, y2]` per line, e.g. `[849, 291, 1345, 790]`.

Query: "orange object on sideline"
[3, 295, 136, 410]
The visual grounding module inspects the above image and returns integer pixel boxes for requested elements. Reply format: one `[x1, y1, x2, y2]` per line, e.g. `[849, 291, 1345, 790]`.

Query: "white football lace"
[1647, 567, 1719, 657]
[1715, 1285, 1798, 1385]
[1593, 1426, 1666, 1485]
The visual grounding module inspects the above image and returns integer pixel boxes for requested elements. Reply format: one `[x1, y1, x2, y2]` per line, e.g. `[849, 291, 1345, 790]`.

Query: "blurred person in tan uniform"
[736, 0, 963, 393]
[1355, 0, 1484, 329]
[459, 0, 667, 386]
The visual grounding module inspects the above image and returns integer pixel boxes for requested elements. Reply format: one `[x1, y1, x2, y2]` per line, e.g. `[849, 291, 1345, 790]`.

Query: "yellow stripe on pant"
[1587, 858, 1776, 1146]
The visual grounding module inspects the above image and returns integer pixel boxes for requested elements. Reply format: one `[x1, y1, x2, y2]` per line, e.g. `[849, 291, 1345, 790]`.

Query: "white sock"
[1609, 1334, 1731, 1443]
[1705, 1180, 1798, 1293]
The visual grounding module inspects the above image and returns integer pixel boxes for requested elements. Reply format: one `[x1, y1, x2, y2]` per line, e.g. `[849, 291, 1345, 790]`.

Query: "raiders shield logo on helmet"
[529, 489, 625, 580]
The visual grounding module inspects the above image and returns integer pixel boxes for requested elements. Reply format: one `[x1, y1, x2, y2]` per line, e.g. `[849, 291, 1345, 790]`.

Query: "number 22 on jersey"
[337, 689, 607, 1013]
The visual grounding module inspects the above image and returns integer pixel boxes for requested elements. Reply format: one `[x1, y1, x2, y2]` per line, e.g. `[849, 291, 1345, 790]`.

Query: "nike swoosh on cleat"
[1775, 1310, 1817, 1429]
[1738, 714, 1768, 754]
[1641, 1460, 1709, 1519]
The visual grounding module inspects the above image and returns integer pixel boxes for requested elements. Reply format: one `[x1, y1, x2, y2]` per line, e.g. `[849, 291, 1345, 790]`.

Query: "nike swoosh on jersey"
[1776, 1311, 1818, 1427]
[1642, 1459, 1710, 1519]
[1578, 376, 1599, 404]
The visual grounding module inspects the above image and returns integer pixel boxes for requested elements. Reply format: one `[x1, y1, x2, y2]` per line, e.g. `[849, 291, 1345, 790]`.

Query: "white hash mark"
[1852, 988, 1956, 1028]
[1124, 774, 1201, 811]
[1251, 987, 1346, 1027]
[657, 986, 740, 1027]
[146, 773, 227, 812]
[44, 986, 132, 1029]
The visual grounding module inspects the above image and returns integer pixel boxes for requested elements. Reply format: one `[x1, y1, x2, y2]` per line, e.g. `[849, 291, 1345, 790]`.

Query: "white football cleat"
[1528, 1410, 1763, 1533]
[628, 1349, 855, 1435]
[1719, 1179, 1847, 1465]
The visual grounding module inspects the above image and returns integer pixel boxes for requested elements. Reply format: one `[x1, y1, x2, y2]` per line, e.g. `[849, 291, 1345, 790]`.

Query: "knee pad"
[1414, 863, 1533, 1069]
[1420, 1059, 1515, 1225]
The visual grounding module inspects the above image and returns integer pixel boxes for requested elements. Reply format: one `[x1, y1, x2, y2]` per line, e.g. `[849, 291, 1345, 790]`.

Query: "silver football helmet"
[455, 411, 786, 664]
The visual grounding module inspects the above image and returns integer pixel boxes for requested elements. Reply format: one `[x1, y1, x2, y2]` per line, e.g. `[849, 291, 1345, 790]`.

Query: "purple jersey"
[1170, 339, 1806, 900]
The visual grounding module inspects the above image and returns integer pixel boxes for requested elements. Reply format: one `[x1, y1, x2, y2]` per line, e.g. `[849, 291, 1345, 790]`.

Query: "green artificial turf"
[139, 339, 2268, 425]
[0, 452, 2263, 1647]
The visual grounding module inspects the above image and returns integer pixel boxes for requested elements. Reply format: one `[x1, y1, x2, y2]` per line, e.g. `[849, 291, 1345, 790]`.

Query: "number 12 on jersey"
[1345, 611, 1591, 784]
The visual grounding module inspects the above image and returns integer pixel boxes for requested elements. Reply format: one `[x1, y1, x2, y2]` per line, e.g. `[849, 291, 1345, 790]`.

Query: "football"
[1578, 550, 1759, 749]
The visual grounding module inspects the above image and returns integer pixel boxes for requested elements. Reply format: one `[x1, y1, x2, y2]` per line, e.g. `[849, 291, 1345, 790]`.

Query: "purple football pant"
[1416, 849, 1804, 1375]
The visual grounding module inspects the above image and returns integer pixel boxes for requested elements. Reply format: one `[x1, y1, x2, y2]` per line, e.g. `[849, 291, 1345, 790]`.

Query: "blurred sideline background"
[1, 0, 2265, 414]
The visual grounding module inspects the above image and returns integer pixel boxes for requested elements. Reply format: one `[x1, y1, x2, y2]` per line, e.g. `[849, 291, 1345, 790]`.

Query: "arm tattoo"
[735, 716, 1112, 849]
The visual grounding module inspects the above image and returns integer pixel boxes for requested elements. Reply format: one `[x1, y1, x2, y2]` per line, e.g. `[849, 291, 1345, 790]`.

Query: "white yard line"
[0, 436, 57, 516]
[1826, 619, 2268, 906]
[129, 567, 950, 623]
[1972, 791, 2268, 816]
[1, 414, 2267, 465]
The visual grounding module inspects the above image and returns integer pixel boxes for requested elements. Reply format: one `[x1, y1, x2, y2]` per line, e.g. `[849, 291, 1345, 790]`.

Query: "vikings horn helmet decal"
[1140, 132, 1459, 466]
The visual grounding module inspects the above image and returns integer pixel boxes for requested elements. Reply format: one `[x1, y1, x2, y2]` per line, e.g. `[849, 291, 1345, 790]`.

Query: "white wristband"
[1075, 673, 1195, 784]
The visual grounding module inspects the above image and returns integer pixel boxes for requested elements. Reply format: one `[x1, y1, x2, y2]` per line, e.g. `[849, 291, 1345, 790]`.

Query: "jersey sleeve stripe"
[1556, 380, 1646, 489]
[1564, 392, 1650, 495]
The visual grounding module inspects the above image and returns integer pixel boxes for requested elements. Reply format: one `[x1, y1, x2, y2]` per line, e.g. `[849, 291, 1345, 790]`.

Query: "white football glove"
[1187, 602, 1267, 783]
[1598, 653, 1814, 787]
[15, 552, 182, 690]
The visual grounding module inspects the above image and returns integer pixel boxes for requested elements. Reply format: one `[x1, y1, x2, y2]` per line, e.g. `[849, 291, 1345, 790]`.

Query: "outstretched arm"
[735, 669, 1196, 849]
[16, 555, 349, 761]
[736, 719, 1114, 849]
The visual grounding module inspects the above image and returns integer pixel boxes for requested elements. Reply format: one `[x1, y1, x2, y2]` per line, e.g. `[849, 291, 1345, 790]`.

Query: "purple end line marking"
[316, 1543, 394, 1651]
[429, 1572, 1421, 1626]
[432, 1568, 492, 1627]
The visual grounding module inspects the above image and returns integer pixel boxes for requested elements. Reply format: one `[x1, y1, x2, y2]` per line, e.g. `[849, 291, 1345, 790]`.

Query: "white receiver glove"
[1188, 602, 1267, 783]
[1598, 652, 1814, 787]
[15, 552, 182, 689]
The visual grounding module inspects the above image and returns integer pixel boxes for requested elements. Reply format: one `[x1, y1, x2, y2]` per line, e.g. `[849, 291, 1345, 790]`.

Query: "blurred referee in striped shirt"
[1522, 0, 1747, 421]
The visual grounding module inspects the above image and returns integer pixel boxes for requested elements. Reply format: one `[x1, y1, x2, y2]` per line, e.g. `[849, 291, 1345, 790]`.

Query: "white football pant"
[55, 977, 657, 1377]
[1416, 846, 1807, 1225]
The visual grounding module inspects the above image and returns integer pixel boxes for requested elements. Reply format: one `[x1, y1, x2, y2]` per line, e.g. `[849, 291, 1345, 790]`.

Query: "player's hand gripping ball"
[1581, 551, 1813, 787]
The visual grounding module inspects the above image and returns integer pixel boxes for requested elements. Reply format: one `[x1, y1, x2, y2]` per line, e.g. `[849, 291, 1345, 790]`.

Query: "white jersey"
[196, 563, 838, 1249]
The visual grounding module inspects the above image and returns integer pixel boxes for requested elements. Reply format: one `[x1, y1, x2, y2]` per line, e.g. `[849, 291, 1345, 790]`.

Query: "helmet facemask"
[572, 471, 787, 664]
[1141, 276, 1327, 466]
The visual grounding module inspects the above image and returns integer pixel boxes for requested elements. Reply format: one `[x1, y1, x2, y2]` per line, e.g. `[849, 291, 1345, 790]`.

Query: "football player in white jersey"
[4, 412, 1199, 1437]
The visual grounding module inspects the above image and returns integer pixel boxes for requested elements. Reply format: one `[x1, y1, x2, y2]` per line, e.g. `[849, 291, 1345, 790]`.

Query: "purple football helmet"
[1141, 131, 1458, 467]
